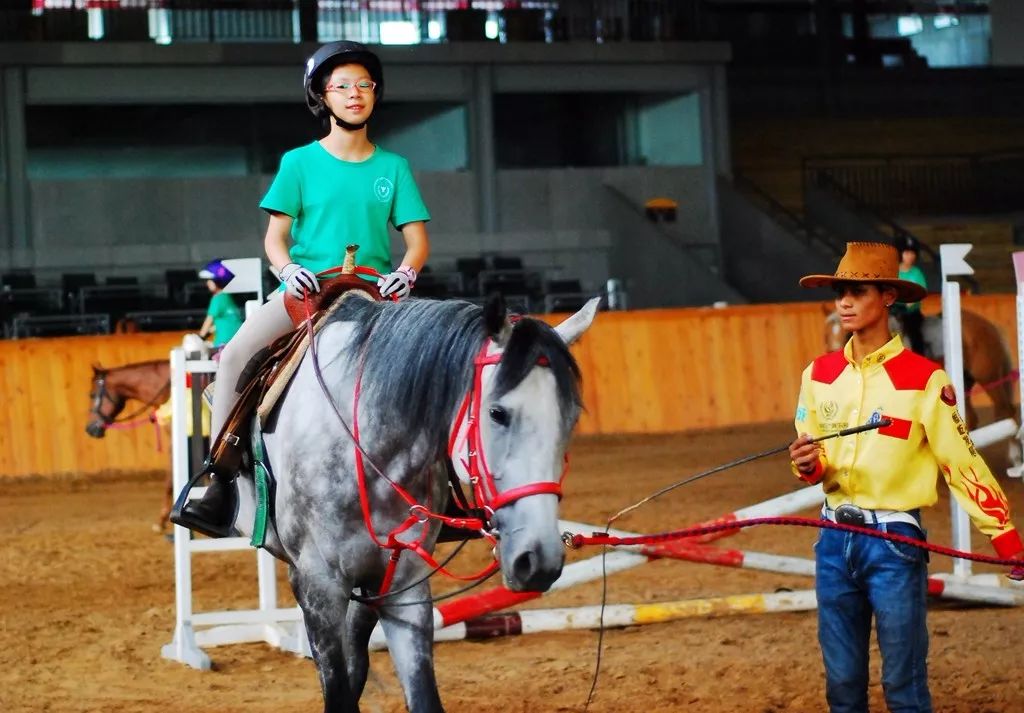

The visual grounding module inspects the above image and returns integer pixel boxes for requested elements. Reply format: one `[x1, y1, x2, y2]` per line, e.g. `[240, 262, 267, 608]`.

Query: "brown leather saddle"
[207, 268, 379, 476]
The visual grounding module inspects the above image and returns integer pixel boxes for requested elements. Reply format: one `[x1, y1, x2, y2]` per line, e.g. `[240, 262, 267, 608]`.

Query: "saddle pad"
[256, 289, 374, 426]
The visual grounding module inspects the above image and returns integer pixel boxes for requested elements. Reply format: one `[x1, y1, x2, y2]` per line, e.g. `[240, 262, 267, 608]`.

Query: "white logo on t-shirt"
[374, 177, 394, 203]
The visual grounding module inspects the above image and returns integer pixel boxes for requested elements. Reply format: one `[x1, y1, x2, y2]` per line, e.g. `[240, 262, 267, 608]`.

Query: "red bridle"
[348, 337, 568, 597]
[448, 340, 566, 517]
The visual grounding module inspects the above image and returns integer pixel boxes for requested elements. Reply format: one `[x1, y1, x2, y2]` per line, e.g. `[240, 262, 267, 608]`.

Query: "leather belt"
[823, 504, 922, 531]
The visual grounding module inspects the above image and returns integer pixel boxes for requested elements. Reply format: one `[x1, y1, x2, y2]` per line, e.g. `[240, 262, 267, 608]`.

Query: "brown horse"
[87, 360, 173, 529]
[824, 306, 1021, 470]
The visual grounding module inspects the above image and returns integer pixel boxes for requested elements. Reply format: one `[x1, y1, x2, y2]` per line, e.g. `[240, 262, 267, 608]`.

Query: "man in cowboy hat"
[788, 242, 1023, 713]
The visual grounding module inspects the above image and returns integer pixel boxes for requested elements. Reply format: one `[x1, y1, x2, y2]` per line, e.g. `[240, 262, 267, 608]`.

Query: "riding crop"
[605, 419, 891, 526]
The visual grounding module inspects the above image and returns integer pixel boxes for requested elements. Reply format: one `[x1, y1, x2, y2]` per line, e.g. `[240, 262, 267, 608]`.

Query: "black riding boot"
[169, 461, 238, 539]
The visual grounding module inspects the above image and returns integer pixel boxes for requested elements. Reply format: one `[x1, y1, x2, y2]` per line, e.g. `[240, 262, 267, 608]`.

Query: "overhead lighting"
[427, 20, 442, 41]
[485, 19, 499, 40]
[897, 15, 923, 37]
[934, 14, 960, 30]
[379, 21, 420, 45]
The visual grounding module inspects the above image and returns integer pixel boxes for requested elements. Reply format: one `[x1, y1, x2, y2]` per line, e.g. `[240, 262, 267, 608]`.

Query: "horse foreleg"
[290, 568, 359, 713]
[154, 469, 173, 533]
[345, 600, 379, 700]
[985, 381, 1022, 470]
[378, 581, 444, 713]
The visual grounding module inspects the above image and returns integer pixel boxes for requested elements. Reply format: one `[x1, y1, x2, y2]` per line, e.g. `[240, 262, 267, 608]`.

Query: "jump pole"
[427, 572, 1024, 646]
[940, 243, 975, 580]
[435, 484, 825, 626]
[563, 519, 1024, 607]
[366, 484, 825, 651]
[433, 590, 821, 644]
[161, 347, 310, 670]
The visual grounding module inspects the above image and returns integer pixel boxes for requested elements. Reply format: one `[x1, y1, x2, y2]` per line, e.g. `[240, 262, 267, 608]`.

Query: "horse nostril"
[512, 550, 537, 586]
[85, 423, 105, 439]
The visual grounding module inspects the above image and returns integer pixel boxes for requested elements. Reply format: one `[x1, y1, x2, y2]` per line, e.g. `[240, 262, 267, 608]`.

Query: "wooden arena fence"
[0, 295, 1016, 479]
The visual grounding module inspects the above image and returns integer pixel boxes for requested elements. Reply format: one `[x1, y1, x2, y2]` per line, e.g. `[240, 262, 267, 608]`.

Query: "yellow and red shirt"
[794, 334, 1022, 558]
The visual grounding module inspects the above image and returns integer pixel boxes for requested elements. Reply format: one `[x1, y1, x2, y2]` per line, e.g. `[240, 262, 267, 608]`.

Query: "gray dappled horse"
[232, 294, 600, 712]
[824, 307, 1022, 471]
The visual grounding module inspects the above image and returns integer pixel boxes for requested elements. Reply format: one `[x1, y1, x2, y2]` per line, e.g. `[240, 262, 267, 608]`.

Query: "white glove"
[377, 265, 417, 300]
[280, 262, 320, 299]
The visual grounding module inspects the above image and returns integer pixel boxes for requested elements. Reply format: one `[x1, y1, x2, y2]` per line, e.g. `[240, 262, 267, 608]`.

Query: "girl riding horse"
[173, 41, 432, 538]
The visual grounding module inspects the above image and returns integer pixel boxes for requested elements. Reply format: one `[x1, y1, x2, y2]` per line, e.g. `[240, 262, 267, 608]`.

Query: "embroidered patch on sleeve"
[940, 385, 957, 407]
[878, 415, 912, 440]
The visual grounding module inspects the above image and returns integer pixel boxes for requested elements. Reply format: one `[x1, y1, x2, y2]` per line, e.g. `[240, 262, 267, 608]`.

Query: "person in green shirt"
[196, 259, 243, 348]
[173, 41, 431, 538]
[893, 234, 928, 355]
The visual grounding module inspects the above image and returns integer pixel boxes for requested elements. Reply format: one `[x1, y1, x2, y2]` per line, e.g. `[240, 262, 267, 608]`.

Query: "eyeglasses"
[325, 80, 376, 94]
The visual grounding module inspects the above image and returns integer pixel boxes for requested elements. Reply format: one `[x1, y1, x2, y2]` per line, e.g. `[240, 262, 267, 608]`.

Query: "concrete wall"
[21, 165, 719, 302]
[2, 42, 732, 305]
[717, 178, 837, 303]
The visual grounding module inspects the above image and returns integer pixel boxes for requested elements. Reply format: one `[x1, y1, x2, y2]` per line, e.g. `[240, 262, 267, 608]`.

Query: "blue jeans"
[815, 521, 932, 713]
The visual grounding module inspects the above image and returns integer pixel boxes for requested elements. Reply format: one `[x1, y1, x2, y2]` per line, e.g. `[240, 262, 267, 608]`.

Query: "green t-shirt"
[260, 142, 430, 277]
[206, 291, 243, 346]
[898, 264, 928, 312]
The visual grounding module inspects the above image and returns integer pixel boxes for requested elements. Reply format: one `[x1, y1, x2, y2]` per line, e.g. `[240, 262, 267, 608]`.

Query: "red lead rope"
[567, 516, 1024, 575]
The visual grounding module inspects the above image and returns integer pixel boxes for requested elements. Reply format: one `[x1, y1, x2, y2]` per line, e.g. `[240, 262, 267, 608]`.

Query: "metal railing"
[1, 0, 702, 44]
[803, 150, 1024, 216]
[732, 171, 845, 257]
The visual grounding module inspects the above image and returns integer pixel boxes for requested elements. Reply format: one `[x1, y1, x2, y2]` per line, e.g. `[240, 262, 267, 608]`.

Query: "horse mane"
[333, 298, 582, 454]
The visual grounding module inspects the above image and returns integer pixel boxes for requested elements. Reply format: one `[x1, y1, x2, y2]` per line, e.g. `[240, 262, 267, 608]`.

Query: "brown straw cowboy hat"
[799, 242, 927, 303]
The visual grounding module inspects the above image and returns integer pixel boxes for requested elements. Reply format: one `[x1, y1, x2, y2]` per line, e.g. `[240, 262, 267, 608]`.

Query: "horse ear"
[91, 362, 105, 374]
[554, 296, 601, 345]
[482, 293, 508, 340]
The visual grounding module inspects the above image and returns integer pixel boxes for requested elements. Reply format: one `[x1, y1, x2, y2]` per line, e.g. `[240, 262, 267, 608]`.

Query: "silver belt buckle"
[834, 504, 867, 526]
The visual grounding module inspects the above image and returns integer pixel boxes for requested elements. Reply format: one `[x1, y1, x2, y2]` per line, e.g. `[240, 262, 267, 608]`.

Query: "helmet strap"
[315, 95, 372, 132]
[332, 112, 368, 131]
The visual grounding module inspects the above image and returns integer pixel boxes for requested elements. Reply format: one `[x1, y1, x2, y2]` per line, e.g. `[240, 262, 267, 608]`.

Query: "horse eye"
[489, 406, 510, 427]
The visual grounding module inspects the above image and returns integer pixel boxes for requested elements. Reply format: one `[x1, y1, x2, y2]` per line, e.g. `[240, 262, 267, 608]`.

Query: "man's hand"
[1007, 552, 1024, 581]
[789, 433, 822, 475]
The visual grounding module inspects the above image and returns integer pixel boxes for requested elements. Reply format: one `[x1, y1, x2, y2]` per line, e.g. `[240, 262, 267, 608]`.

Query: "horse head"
[455, 294, 600, 591]
[85, 364, 125, 438]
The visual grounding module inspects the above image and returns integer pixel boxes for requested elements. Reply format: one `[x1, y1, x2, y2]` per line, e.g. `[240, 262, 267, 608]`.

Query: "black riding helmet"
[304, 41, 384, 120]
[894, 234, 920, 255]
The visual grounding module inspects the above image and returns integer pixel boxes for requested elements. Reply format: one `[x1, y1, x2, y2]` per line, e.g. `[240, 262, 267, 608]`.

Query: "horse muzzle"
[85, 422, 107, 439]
[497, 525, 565, 592]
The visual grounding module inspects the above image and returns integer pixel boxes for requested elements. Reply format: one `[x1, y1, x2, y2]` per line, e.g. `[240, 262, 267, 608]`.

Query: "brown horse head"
[86, 363, 125, 438]
[85, 360, 171, 438]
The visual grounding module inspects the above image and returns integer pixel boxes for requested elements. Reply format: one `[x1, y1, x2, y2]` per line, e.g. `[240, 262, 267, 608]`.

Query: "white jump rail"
[161, 346, 310, 670]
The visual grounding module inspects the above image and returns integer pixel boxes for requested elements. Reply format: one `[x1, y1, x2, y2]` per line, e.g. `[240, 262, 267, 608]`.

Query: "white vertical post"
[163, 347, 212, 670]
[1012, 252, 1024, 478]
[940, 244, 974, 580]
[162, 347, 310, 667]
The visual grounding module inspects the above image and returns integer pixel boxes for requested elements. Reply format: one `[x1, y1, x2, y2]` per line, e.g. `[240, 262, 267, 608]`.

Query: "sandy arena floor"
[2, 421, 1024, 713]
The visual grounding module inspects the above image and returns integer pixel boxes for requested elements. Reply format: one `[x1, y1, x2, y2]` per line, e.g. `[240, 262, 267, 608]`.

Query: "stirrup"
[168, 463, 237, 539]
